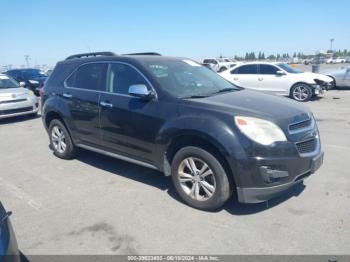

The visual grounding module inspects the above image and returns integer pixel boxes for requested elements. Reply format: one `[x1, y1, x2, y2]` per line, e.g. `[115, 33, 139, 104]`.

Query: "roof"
[6, 68, 41, 72]
[58, 53, 191, 66]
[236, 61, 282, 65]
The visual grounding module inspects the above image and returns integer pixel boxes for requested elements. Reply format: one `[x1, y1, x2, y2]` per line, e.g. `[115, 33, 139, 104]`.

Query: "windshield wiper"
[213, 88, 236, 94]
[182, 94, 211, 99]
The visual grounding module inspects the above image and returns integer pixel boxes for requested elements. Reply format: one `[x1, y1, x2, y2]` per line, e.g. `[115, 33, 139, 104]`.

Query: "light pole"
[24, 55, 31, 67]
[329, 38, 334, 52]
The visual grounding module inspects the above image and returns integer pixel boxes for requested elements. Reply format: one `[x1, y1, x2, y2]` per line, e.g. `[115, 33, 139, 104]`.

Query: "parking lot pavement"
[0, 91, 350, 255]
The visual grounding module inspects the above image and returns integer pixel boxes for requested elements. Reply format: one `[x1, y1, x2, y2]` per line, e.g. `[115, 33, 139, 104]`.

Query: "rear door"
[99, 62, 162, 163]
[229, 64, 259, 89]
[63, 63, 107, 146]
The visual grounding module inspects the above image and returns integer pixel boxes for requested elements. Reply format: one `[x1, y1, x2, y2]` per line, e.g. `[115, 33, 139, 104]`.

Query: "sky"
[1, 0, 349, 67]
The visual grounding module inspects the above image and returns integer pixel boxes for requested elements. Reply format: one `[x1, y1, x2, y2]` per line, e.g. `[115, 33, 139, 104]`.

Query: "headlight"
[234, 116, 287, 145]
[28, 80, 39, 84]
[28, 90, 34, 96]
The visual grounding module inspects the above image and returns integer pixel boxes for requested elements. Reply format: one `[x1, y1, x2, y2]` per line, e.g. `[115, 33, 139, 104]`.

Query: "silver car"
[0, 74, 39, 119]
[323, 66, 350, 88]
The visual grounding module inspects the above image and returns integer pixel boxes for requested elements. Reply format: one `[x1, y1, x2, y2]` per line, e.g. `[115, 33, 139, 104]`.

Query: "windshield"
[142, 59, 240, 98]
[277, 63, 302, 74]
[0, 75, 19, 89]
[22, 69, 47, 79]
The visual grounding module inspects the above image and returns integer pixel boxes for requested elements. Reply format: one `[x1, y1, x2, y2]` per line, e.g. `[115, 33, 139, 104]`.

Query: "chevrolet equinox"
[41, 52, 324, 210]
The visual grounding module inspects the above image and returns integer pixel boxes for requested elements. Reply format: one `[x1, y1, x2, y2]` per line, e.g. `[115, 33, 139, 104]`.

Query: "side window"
[106, 63, 149, 94]
[231, 65, 258, 74]
[65, 63, 106, 91]
[259, 64, 279, 75]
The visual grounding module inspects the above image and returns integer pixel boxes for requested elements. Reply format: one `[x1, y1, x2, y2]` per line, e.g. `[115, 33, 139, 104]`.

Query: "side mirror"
[276, 70, 286, 76]
[128, 84, 155, 100]
[19, 81, 26, 87]
[346, 68, 350, 73]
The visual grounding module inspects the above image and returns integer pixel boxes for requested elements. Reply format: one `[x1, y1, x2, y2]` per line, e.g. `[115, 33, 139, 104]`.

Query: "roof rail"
[123, 52, 162, 56]
[65, 52, 117, 60]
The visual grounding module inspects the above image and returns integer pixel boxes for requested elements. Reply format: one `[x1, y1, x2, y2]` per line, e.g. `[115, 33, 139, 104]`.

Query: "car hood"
[189, 90, 311, 127]
[0, 87, 30, 100]
[300, 72, 333, 83]
[321, 67, 349, 76]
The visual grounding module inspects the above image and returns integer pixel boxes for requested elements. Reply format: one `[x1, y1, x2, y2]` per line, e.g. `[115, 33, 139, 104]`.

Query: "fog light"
[260, 166, 289, 183]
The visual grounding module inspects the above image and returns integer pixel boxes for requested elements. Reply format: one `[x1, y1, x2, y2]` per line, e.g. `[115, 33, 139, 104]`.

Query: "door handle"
[63, 93, 72, 99]
[233, 77, 239, 81]
[258, 78, 264, 81]
[100, 101, 113, 108]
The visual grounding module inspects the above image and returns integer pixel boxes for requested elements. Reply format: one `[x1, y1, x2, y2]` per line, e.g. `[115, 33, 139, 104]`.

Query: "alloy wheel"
[51, 126, 67, 154]
[177, 157, 216, 201]
[293, 85, 310, 101]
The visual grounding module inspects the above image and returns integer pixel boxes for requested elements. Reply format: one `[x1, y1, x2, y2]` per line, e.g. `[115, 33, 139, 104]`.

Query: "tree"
[267, 54, 276, 60]
[245, 52, 249, 60]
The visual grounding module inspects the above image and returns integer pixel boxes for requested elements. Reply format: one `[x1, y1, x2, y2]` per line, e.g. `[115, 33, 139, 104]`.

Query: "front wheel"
[290, 84, 313, 102]
[218, 67, 227, 73]
[171, 146, 231, 211]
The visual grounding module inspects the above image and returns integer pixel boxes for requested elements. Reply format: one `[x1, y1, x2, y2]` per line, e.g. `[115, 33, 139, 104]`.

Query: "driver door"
[255, 64, 289, 95]
[99, 63, 162, 163]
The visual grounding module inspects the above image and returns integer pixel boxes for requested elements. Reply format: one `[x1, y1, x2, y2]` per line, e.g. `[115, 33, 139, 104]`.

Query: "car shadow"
[223, 182, 305, 215]
[333, 86, 350, 91]
[72, 148, 306, 215]
[309, 95, 323, 102]
[0, 113, 41, 125]
[76, 148, 172, 191]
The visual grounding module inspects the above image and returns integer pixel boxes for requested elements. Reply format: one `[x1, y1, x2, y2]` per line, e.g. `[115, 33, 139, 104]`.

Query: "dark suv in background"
[41, 52, 323, 210]
[5, 68, 47, 96]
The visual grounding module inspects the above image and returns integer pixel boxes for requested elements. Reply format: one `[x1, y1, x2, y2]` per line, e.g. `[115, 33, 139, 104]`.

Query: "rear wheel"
[290, 83, 313, 102]
[171, 146, 231, 211]
[49, 119, 76, 159]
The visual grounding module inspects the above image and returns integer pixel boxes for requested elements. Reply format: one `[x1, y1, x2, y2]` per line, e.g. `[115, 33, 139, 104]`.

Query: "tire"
[218, 67, 227, 73]
[29, 112, 38, 118]
[171, 146, 231, 211]
[49, 119, 76, 159]
[290, 83, 313, 102]
[327, 76, 336, 90]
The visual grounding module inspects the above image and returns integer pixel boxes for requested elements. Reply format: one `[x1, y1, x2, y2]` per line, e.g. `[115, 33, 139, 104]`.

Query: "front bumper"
[0, 97, 39, 119]
[236, 151, 324, 203]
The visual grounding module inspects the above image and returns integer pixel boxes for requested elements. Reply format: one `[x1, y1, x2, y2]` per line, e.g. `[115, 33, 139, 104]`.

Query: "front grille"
[296, 139, 317, 154]
[0, 106, 33, 115]
[0, 99, 27, 104]
[289, 119, 312, 131]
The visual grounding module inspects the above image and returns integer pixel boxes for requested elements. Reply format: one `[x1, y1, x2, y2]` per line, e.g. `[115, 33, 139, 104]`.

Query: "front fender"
[155, 114, 246, 181]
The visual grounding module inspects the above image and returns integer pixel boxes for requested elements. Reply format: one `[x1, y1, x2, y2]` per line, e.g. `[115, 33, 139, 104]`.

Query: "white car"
[335, 58, 346, 63]
[219, 62, 333, 102]
[323, 66, 350, 88]
[202, 58, 236, 72]
[0, 74, 39, 119]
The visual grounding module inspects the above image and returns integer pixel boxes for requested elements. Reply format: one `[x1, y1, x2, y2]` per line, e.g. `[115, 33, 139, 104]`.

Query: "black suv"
[41, 52, 324, 210]
[6, 68, 47, 96]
